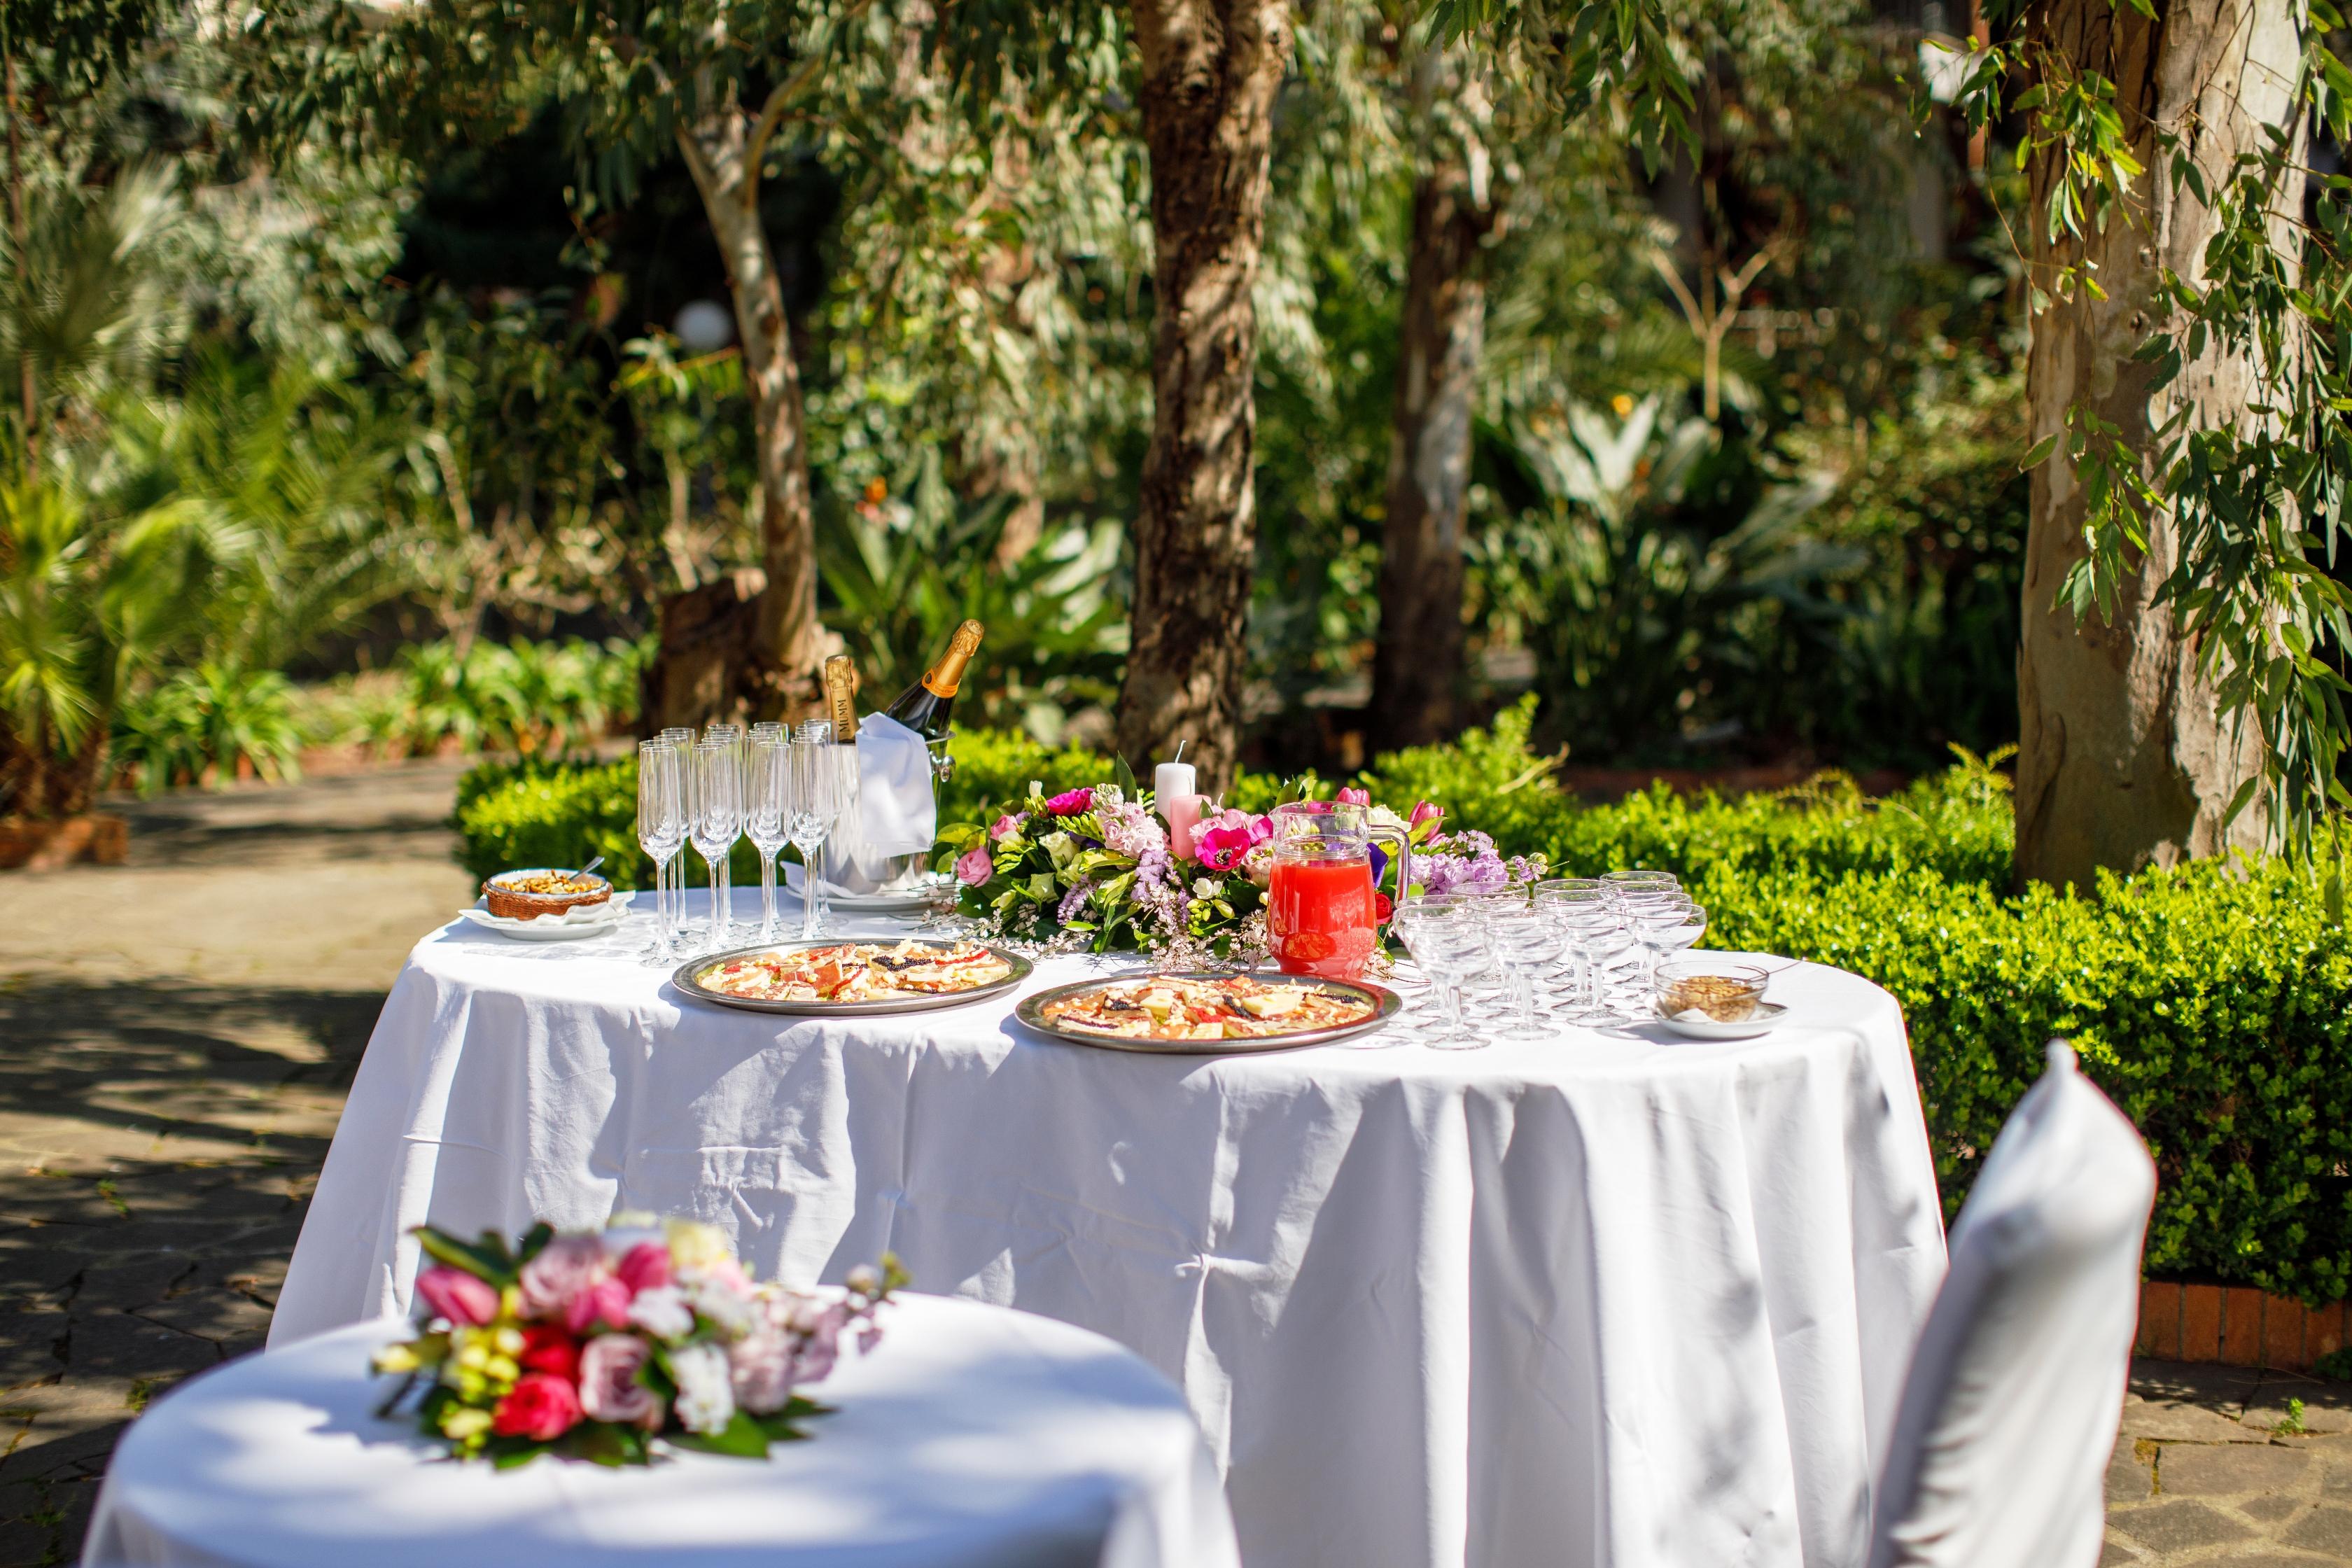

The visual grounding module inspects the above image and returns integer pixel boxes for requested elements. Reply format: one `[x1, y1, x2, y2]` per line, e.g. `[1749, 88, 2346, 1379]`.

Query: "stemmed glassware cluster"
[631, 720, 863, 962]
[1388, 869, 1707, 1050]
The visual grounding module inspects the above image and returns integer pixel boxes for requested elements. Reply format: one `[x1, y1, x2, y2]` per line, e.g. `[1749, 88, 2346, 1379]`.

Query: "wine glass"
[1487, 904, 1564, 1040]
[787, 727, 841, 940]
[635, 741, 686, 963]
[690, 739, 743, 954]
[1391, 898, 1494, 1051]
[745, 736, 790, 943]
[1623, 891, 1698, 998]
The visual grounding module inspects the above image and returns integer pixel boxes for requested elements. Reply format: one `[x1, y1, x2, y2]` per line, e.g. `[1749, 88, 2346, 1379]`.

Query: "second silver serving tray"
[673, 938, 1033, 1017]
[1014, 970, 1401, 1054]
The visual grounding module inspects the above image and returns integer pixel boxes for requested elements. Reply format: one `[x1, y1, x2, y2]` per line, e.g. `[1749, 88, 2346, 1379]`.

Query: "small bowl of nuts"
[1654, 956, 1774, 1037]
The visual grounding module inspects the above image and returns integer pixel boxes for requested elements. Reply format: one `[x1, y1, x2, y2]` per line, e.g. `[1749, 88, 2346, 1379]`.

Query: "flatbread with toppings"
[1038, 974, 1376, 1042]
[696, 941, 1014, 1004]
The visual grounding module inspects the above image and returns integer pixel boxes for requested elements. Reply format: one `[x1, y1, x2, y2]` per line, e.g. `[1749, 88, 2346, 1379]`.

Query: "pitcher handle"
[1371, 822, 1410, 911]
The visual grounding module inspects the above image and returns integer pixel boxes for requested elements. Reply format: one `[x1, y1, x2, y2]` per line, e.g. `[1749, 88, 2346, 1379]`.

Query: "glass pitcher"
[1264, 801, 1410, 981]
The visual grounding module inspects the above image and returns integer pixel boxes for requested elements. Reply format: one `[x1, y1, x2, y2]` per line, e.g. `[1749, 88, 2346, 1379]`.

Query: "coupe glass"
[1391, 898, 1495, 1051]
[1603, 869, 1680, 902]
[745, 735, 791, 942]
[690, 739, 744, 953]
[635, 741, 686, 962]
[1623, 892, 1700, 997]
[1487, 905, 1564, 1040]
[1536, 885, 1620, 1020]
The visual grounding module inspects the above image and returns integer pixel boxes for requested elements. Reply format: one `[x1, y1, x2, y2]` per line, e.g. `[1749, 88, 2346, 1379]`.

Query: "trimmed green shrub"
[453, 709, 2352, 1301]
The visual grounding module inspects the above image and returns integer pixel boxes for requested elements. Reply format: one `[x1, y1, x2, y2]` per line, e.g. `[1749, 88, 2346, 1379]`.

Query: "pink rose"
[955, 844, 993, 886]
[578, 1334, 661, 1429]
[491, 1371, 582, 1441]
[1043, 786, 1094, 816]
[615, 1241, 671, 1294]
[519, 1233, 608, 1320]
[414, 1264, 500, 1327]
[566, 1275, 633, 1334]
[988, 812, 1027, 841]
[727, 1327, 797, 1415]
[1338, 787, 1371, 806]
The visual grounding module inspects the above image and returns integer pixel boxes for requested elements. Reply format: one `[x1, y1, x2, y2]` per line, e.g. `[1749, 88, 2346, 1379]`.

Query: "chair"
[1868, 1040, 2157, 1568]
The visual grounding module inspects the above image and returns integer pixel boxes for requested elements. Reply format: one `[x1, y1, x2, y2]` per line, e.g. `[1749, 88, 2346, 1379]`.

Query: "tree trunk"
[2014, 0, 2295, 889]
[668, 104, 823, 729]
[4, 48, 34, 472]
[1370, 162, 1492, 752]
[1115, 0, 1293, 793]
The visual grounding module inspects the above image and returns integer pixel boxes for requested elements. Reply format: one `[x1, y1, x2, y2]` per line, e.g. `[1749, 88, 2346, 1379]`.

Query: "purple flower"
[578, 1334, 661, 1429]
[519, 1233, 609, 1320]
[1044, 787, 1095, 816]
[415, 1265, 500, 1327]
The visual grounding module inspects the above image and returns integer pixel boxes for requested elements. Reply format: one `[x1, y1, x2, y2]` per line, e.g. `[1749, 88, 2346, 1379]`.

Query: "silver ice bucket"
[814, 735, 951, 896]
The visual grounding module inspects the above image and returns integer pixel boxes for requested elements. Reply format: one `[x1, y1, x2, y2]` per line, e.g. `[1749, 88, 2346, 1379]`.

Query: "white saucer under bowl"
[459, 902, 627, 941]
[1657, 1001, 1788, 1040]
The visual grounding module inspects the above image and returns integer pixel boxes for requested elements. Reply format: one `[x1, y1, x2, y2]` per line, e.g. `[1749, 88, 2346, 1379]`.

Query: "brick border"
[2135, 1282, 2350, 1371]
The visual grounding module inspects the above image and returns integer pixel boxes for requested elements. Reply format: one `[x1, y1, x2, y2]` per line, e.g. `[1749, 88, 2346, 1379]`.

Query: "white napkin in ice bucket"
[854, 713, 937, 855]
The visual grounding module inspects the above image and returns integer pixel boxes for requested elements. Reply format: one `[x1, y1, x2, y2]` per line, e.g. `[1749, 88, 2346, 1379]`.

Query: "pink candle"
[1166, 794, 1207, 862]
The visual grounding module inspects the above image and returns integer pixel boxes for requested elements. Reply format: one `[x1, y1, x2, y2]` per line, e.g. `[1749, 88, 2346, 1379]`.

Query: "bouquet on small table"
[373, 1215, 904, 1467]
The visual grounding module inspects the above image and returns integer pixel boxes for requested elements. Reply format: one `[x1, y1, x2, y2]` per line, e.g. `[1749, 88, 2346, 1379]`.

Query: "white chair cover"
[1868, 1041, 2156, 1568]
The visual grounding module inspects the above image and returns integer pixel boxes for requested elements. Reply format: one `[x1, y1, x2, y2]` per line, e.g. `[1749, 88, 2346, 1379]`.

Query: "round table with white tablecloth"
[270, 890, 1947, 1568]
[85, 1293, 1235, 1568]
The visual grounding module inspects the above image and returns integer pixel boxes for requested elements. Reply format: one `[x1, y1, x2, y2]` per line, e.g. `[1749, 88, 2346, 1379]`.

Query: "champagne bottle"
[822, 655, 860, 742]
[885, 620, 984, 742]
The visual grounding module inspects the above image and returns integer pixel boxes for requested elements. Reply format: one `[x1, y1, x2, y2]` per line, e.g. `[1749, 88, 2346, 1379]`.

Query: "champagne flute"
[787, 728, 839, 940]
[746, 735, 790, 943]
[704, 724, 745, 939]
[635, 741, 686, 963]
[690, 739, 743, 954]
[657, 727, 695, 937]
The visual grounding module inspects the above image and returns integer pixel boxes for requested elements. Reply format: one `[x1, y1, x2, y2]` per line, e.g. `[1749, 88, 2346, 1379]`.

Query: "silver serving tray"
[672, 939, 1033, 1017]
[1014, 970, 1402, 1054]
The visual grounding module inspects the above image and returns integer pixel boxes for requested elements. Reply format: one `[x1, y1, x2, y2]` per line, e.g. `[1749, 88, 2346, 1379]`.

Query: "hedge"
[452, 710, 2352, 1303]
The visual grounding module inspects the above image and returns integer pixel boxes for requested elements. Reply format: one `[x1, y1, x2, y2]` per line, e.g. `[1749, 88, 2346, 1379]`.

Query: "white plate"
[1656, 1000, 1788, 1040]
[783, 864, 950, 913]
[459, 902, 628, 941]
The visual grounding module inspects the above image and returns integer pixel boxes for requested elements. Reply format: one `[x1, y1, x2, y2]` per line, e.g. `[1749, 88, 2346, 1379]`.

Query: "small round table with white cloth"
[270, 892, 1948, 1568]
[85, 1294, 1236, 1568]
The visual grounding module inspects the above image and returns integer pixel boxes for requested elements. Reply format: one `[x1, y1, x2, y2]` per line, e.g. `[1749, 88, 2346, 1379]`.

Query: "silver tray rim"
[671, 938, 1035, 1017]
[1013, 969, 1402, 1054]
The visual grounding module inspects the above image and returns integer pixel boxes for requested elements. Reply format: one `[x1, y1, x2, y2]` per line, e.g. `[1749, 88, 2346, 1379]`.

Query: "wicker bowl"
[482, 868, 613, 921]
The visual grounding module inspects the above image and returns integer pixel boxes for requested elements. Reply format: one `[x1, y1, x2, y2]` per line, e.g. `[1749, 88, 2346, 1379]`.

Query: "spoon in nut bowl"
[560, 854, 605, 885]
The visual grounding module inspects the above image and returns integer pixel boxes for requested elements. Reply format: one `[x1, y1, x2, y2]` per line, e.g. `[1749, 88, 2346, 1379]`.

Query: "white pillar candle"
[1154, 762, 1196, 809]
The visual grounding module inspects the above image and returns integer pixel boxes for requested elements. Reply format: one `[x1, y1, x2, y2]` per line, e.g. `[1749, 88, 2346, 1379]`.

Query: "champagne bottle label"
[923, 620, 986, 698]
[823, 656, 860, 741]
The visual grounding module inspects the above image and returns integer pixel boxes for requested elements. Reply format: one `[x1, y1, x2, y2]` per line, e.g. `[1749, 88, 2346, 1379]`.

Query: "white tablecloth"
[86, 1294, 1236, 1568]
[273, 893, 1947, 1568]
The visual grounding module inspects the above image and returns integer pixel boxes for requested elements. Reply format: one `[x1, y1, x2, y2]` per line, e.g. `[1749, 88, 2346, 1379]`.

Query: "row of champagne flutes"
[1384, 870, 1706, 1050]
[634, 722, 863, 962]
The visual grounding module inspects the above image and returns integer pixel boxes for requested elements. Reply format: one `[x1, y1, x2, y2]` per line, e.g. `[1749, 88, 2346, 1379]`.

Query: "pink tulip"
[415, 1264, 500, 1327]
[566, 1275, 634, 1334]
[1409, 801, 1443, 830]
[1338, 787, 1371, 806]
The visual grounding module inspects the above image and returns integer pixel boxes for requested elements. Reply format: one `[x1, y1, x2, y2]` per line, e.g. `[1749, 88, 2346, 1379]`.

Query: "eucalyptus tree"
[1443, 0, 2352, 885]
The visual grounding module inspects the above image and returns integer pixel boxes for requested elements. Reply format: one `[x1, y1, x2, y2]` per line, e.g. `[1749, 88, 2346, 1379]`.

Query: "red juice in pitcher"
[1267, 857, 1379, 980]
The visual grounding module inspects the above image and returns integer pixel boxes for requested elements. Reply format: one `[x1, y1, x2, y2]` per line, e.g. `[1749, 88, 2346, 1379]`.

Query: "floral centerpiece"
[372, 1216, 904, 1467]
[934, 775, 1544, 959]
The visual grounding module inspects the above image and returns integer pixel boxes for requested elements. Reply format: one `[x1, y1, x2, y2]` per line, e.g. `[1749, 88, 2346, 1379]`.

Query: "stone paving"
[0, 759, 2346, 1566]
[0, 762, 470, 1567]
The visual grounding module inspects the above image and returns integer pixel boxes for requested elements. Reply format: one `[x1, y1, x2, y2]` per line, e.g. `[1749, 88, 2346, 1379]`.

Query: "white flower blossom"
[626, 1284, 694, 1341]
[668, 1342, 736, 1434]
